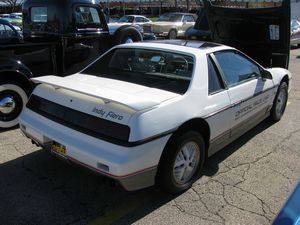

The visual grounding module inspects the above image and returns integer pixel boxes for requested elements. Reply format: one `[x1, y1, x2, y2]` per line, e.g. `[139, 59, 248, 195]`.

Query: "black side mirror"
[262, 70, 273, 80]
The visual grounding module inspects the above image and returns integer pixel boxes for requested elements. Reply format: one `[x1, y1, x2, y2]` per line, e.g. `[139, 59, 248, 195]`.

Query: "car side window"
[183, 15, 194, 22]
[0, 24, 5, 38]
[292, 20, 300, 29]
[4, 25, 15, 37]
[207, 56, 224, 94]
[135, 17, 144, 23]
[214, 51, 261, 87]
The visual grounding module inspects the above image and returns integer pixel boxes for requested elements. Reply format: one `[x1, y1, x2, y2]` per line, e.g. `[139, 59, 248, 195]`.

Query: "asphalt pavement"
[0, 47, 300, 225]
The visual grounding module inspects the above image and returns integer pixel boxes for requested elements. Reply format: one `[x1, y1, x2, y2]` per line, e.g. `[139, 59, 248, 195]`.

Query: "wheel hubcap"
[276, 89, 286, 116]
[124, 37, 134, 43]
[0, 96, 16, 114]
[173, 141, 200, 184]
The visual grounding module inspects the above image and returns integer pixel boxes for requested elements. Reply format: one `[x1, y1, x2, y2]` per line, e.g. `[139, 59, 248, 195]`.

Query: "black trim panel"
[27, 95, 130, 142]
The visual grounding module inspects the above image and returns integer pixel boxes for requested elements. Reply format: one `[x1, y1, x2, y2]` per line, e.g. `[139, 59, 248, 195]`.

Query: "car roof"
[119, 40, 233, 56]
[124, 15, 147, 18]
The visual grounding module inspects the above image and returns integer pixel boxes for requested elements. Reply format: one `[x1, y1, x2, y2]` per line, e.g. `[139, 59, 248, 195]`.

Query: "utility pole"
[187, 0, 190, 12]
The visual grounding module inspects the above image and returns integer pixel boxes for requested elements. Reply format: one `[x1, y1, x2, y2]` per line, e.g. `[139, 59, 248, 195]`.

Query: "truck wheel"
[0, 83, 28, 129]
[168, 29, 177, 39]
[114, 27, 143, 45]
[270, 82, 288, 122]
[157, 131, 205, 193]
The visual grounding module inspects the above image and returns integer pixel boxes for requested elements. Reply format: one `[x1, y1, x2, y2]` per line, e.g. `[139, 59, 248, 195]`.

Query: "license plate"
[51, 141, 67, 156]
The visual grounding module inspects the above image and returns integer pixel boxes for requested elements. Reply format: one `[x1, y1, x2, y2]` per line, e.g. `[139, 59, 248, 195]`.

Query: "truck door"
[203, 0, 290, 69]
[62, 4, 109, 75]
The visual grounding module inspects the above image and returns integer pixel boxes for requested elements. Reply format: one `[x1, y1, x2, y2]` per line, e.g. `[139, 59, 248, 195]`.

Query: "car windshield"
[82, 48, 194, 94]
[118, 16, 134, 23]
[157, 14, 182, 22]
[291, 20, 300, 29]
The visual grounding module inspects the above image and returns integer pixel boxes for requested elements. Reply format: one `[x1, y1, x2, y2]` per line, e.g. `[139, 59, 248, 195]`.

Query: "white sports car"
[19, 40, 291, 193]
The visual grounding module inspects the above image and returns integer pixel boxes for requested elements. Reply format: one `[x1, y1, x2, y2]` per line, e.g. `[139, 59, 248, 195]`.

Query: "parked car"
[143, 13, 197, 39]
[106, 16, 120, 23]
[291, 19, 300, 47]
[2, 16, 22, 28]
[0, 14, 10, 18]
[19, 40, 291, 193]
[10, 12, 22, 19]
[0, 19, 23, 44]
[108, 15, 151, 43]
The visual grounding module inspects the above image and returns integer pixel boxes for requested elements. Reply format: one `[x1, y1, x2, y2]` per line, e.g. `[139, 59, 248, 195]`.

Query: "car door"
[212, 50, 275, 138]
[204, 55, 231, 156]
[182, 15, 195, 32]
[203, 0, 290, 69]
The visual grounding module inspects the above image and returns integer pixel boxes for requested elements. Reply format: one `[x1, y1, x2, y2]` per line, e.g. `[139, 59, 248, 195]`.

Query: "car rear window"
[82, 48, 194, 94]
[75, 6, 102, 29]
[31, 7, 47, 23]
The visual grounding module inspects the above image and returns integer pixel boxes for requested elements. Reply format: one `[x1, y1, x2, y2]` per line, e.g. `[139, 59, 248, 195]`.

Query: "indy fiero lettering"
[92, 107, 124, 121]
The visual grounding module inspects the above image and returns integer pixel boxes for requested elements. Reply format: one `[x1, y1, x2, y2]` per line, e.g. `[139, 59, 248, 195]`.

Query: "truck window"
[75, 6, 101, 28]
[31, 7, 47, 22]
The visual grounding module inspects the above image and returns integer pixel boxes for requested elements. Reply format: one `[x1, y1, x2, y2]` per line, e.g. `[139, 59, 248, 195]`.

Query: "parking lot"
[0, 47, 299, 225]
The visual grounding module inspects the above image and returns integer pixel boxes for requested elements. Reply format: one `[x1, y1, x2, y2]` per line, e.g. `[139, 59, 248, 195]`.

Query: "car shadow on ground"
[0, 120, 274, 225]
[0, 125, 19, 134]
[203, 120, 274, 177]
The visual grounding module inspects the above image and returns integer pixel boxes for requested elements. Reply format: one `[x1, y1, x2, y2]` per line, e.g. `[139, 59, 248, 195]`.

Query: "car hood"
[107, 22, 131, 34]
[31, 74, 179, 112]
[203, 0, 290, 68]
[149, 21, 180, 26]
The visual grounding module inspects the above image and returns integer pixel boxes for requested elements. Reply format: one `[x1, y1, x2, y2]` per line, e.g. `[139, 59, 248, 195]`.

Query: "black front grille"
[26, 95, 130, 143]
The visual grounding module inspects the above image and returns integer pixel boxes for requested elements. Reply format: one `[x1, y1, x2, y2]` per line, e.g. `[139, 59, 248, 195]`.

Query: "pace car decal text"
[92, 107, 124, 121]
[235, 95, 270, 120]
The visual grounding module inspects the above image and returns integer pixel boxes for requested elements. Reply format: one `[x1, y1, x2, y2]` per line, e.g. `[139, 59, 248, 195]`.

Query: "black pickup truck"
[0, 0, 143, 128]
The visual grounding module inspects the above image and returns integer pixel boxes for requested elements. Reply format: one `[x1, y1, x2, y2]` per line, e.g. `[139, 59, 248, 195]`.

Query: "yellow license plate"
[51, 142, 67, 156]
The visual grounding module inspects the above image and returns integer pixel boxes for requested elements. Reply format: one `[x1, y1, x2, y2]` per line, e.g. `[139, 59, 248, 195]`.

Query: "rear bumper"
[19, 108, 171, 191]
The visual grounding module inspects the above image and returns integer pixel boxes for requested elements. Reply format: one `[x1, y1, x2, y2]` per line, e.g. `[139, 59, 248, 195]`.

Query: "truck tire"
[114, 27, 143, 45]
[0, 83, 28, 129]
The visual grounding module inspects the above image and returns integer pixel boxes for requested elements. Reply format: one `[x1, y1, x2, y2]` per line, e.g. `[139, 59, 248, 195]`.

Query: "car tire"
[168, 29, 177, 39]
[298, 43, 300, 48]
[270, 82, 288, 122]
[0, 83, 28, 129]
[114, 27, 143, 45]
[157, 131, 205, 194]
